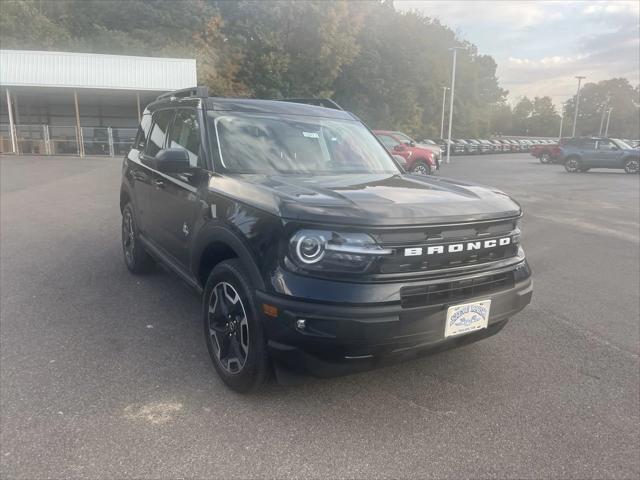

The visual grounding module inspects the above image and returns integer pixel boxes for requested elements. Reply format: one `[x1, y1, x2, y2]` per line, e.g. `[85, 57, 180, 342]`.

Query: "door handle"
[153, 179, 165, 188]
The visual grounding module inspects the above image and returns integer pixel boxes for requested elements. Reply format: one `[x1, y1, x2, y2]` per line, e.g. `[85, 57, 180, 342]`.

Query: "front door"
[594, 139, 625, 168]
[147, 108, 207, 268]
[139, 109, 175, 248]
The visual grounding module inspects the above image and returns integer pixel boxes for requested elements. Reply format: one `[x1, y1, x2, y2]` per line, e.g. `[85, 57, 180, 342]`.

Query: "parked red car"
[373, 130, 437, 175]
[530, 142, 562, 164]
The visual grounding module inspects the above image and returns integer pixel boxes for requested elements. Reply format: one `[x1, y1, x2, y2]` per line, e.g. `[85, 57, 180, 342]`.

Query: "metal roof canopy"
[0, 50, 197, 91]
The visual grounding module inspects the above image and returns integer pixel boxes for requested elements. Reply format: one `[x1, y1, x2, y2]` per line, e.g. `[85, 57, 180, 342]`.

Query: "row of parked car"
[373, 129, 557, 175]
[434, 137, 557, 156]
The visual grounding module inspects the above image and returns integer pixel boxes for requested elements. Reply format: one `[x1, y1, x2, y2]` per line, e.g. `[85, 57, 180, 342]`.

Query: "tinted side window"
[168, 109, 203, 168]
[135, 113, 152, 150]
[145, 110, 174, 158]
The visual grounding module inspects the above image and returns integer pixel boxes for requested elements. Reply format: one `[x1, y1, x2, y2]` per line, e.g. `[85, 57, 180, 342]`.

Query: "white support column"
[6, 89, 18, 154]
[136, 92, 141, 122]
[43, 124, 51, 155]
[107, 127, 114, 156]
[74, 90, 84, 157]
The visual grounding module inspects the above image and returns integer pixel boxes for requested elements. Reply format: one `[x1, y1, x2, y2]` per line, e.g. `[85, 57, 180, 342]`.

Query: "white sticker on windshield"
[302, 131, 319, 139]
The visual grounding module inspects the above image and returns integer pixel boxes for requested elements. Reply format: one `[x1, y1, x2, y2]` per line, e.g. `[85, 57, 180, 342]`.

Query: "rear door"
[579, 139, 599, 166]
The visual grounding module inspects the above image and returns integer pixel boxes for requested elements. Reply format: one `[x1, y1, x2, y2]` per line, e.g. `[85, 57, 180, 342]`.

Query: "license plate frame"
[444, 299, 491, 338]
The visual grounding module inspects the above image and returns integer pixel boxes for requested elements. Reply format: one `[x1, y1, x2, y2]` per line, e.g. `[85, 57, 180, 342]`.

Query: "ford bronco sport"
[121, 87, 533, 392]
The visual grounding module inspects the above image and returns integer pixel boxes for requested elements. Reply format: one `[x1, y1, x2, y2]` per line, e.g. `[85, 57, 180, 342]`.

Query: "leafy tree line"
[491, 78, 640, 139]
[1, 0, 638, 139]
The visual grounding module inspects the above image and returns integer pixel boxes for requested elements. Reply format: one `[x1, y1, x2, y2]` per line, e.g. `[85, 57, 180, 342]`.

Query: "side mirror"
[155, 148, 191, 172]
[611, 146, 619, 151]
[408, 141, 416, 147]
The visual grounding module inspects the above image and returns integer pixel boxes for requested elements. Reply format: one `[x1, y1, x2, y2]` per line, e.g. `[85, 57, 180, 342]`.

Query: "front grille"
[400, 272, 513, 308]
[371, 218, 520, 275]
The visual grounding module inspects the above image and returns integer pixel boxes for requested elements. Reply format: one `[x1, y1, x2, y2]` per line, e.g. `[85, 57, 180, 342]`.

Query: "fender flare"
[120, 181, 136, 213]
[190, 225, 266, 291]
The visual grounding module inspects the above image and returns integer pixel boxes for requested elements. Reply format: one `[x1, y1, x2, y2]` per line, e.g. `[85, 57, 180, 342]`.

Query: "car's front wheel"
[624, 158, 639, 174]
[121, 203, 155, 273]
[539, 153, 551, 164]
[411, 160, 432, 176]
[203, 259, 270, 393]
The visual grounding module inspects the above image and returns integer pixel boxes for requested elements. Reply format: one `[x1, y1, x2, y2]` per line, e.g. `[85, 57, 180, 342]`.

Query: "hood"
[415, 143, 440, 154]
[209, 173, 522, 226]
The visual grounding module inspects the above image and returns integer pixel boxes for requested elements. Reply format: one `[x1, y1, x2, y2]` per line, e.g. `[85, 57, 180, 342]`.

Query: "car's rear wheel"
[121, 203, 155, 273]
[203, 259, 269, 393]
[564, 157, 582, 173]
[539, 153, 551, 164]
[411, 160, 432, 176]
[624, 158, 639, 174]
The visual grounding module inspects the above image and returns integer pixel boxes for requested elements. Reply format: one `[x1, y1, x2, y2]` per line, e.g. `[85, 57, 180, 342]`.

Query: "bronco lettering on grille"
[403, 236, 512, 257]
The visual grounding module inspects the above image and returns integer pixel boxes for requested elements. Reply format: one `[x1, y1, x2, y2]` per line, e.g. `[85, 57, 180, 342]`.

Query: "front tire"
[624, 158, 639, 174]
[539, 153, 551, 164]
[121, 203, 155, 274]
[564, 157, 582, 173]
[411, 160, 432, 176]
[203, 259, 269, 393]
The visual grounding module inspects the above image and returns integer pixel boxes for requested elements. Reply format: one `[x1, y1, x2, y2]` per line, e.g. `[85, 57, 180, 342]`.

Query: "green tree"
[564, 78, 640, 138]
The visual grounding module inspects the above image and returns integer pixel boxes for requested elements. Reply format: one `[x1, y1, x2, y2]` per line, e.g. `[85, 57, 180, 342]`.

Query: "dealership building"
[0, 50, 197, 156]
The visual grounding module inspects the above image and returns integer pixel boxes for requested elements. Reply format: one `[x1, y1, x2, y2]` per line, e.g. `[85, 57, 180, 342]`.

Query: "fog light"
[296, 319, 306, 330]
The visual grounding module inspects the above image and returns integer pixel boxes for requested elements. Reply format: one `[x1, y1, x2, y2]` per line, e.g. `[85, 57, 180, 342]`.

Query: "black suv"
[121, 87, 533, 392]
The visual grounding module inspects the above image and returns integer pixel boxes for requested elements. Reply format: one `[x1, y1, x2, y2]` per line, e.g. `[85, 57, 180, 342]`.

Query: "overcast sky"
[395, 0, 640, 105]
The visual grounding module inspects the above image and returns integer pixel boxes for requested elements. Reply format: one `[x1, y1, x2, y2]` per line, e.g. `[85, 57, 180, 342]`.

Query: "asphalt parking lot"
[1, 153, 638, 479]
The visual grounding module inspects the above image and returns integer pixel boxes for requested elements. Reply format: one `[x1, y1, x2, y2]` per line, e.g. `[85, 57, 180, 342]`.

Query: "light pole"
[571, 76, 585, 137]
[446, 47, 465, 164]
[604, 108, 613, 137]
[558, 102, 565, 140]
[440, 87, 449, 139]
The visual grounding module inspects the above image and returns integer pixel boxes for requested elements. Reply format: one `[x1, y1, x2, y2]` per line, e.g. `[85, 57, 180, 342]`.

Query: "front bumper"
[257, 262, 532, 377]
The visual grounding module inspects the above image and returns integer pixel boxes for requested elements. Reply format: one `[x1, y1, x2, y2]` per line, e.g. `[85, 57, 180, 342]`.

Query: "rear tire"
[624, 158, 639, 174]
[411, 160, 432, 176]
[122, 203, 155, 274]
[539, 153, 551, 164]
[564, 156, 582, 173]
[203, 259, 270, 393]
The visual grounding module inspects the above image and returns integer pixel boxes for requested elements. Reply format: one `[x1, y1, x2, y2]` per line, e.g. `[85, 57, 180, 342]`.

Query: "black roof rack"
[279, 98, 344, 111]
[157, 86, 210, 101]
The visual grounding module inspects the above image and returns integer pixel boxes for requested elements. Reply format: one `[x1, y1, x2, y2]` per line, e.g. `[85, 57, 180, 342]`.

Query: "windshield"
[210, 113, 400, 175]
[612, 138, 632, 149]
[393, 132, 414, 144]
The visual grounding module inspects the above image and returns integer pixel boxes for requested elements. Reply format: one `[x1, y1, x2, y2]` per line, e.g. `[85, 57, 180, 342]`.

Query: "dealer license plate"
[444, 300, 491, 338]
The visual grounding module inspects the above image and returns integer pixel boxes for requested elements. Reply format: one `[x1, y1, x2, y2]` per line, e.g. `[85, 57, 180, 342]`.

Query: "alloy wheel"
[565, 159, 580, 173]
[624, 159, 639, 174]
[122, 211, 135, 264]
[208, 282, 250, 374]
[412, 164, 429, 176]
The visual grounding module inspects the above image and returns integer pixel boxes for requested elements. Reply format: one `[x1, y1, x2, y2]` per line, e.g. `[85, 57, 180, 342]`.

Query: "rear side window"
[145, 110, 174, 158]
[168, 109, 203, 168]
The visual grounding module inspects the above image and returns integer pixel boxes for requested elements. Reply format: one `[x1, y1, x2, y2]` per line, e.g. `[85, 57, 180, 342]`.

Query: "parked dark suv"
[121, 87, 533, 392]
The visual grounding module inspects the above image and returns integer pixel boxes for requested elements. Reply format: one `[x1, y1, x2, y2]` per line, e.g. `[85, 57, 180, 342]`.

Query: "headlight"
[288, 229, 392, 273]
